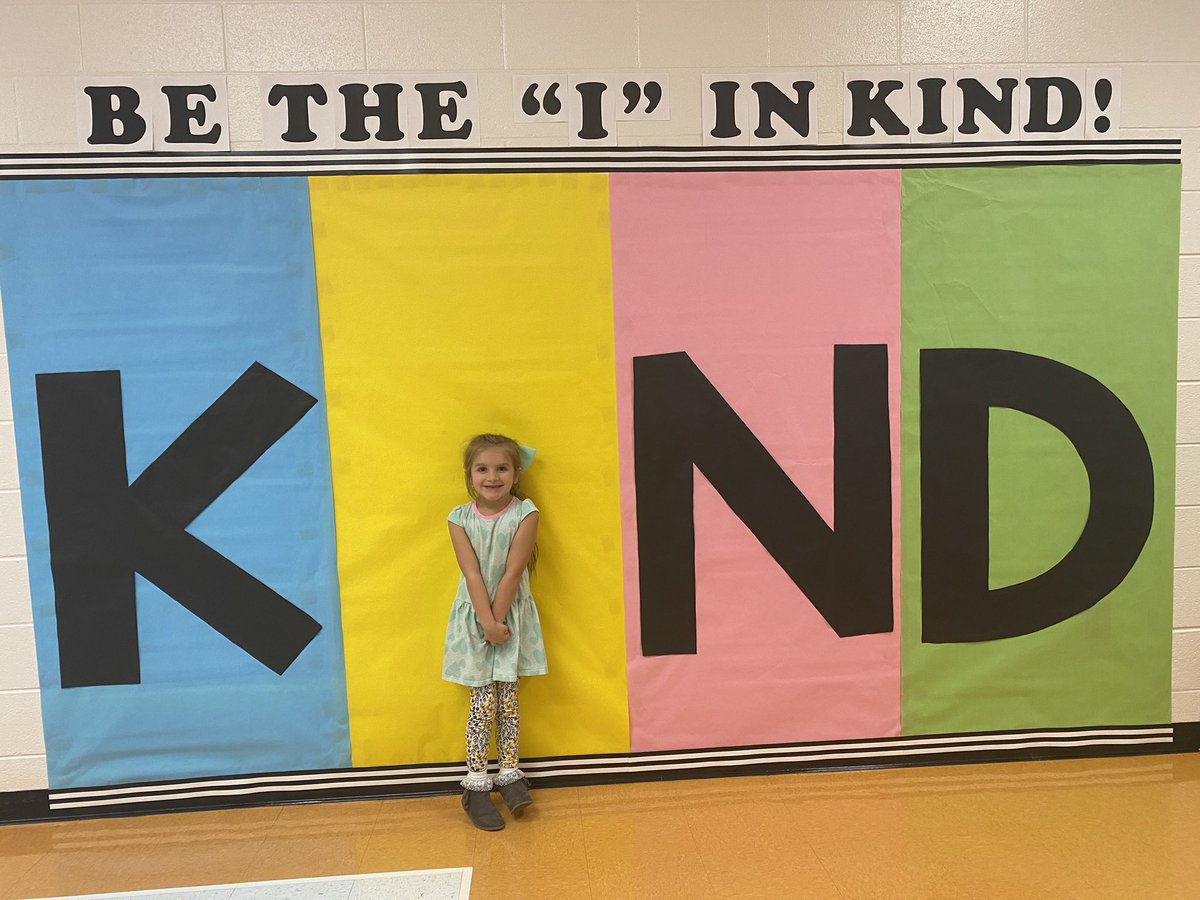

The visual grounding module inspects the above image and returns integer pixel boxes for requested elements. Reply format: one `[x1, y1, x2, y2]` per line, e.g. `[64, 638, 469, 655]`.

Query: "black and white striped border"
[0, 140, 1181, 180]
[0, 722, 1189, 823]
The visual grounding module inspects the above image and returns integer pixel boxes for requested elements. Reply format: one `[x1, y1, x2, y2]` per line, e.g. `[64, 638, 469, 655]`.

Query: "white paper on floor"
[28, 869, 473, 900]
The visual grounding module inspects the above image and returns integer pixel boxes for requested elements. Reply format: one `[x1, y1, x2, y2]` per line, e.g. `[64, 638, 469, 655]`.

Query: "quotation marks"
[521, 81, 562, 117]
[1093, 78, 1112, 133]
[622, 80, 664, 116]
[514, 75, 669, 133]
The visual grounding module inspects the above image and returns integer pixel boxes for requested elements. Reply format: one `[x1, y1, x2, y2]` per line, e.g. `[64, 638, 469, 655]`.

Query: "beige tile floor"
[3, 753, 1199, 899]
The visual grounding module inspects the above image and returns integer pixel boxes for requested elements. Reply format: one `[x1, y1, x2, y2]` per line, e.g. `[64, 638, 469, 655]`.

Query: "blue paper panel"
[0, 178, 351, 788]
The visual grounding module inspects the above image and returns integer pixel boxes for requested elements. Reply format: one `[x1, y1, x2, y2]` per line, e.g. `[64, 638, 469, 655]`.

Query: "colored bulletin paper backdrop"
[0, 178, 351, 788]
[308, 174, 630, 766]
[610, 171, 903, 751]
[899, 166, 1179, 734]
[0, 161, 1180, 794]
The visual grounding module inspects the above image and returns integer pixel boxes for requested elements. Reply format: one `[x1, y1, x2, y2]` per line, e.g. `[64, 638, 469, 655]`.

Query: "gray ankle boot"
[461, 788, 505, 831]
[496, 777, 533, 816]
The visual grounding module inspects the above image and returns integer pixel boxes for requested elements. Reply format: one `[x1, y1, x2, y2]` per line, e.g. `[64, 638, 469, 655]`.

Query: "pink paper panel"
[610, 171, 902, 751]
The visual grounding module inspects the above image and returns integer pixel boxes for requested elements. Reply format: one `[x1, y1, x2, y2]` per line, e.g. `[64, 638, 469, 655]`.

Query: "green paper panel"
[900, 165, 1179, 734]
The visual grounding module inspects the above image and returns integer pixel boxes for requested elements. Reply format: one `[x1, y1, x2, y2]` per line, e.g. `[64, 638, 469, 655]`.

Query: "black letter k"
[37, 363, 323, 688]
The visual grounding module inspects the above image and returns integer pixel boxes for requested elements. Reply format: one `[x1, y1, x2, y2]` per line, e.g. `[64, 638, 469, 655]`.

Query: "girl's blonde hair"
[463, 433, 538, 570]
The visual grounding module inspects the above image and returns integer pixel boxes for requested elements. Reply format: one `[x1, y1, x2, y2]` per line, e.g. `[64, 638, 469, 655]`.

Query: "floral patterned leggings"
[466, 680, 520, 778]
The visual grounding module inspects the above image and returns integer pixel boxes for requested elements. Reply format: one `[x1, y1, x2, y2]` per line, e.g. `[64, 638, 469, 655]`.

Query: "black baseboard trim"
[0, 790, 51, 824]
[3, 721, 1197, 825]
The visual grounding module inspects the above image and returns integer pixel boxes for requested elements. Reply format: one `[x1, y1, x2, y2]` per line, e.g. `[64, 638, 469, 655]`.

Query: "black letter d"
[920, 349, 1154, 642]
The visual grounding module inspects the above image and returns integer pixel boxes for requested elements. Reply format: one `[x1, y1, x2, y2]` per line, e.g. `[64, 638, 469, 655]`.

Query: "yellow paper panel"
[309, 173, 630, 766]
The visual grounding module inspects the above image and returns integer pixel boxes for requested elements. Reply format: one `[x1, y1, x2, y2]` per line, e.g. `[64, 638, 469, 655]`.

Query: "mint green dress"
[442, 497, 549, 687]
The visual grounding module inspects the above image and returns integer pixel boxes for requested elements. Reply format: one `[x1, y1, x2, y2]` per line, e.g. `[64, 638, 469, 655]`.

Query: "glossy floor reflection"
[3, 754, 1199, 899]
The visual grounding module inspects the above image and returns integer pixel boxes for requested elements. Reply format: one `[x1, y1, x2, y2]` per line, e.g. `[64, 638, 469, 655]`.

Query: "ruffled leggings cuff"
[494, 768, 526, 787]
[461, 772, 493, 791]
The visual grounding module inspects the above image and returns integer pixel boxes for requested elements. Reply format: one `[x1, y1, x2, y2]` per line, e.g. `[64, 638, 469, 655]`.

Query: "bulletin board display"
[0, 155, 1180, 797]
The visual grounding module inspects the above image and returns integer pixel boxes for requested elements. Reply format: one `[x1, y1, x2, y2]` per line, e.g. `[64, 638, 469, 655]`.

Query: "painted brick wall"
[0, 0, 1197, 791]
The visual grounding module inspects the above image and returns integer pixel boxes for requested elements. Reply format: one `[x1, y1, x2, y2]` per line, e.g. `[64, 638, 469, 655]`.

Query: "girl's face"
[469, 447, 518, 504]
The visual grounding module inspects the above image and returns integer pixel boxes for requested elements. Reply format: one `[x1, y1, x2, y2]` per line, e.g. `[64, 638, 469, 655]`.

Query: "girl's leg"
[493, 680, 531, 814]
[493, 680, 523, 786]
[463, 684, 496, 791]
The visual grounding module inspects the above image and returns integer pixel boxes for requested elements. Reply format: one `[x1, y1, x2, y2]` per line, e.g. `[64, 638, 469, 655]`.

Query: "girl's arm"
[491, 512, 539, 625]
[449, 522, 509, 645]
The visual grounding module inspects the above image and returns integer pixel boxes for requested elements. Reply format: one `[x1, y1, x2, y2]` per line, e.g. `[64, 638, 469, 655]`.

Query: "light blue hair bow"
[518, 444, 536, 471]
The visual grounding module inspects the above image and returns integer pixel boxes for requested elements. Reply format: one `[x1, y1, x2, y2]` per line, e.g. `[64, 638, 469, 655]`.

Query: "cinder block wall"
[1, 0, 1198, 792]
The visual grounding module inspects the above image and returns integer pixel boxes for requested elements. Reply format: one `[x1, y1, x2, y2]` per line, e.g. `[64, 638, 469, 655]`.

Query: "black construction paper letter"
[633, 347, 892, 656]
[38, 363, 323, 687]
[920, 348, 1154, 642]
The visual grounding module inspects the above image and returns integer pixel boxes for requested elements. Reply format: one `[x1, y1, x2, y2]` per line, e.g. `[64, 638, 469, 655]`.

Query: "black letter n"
[633, 348, 892, 656]
[38, 363, 323, 688]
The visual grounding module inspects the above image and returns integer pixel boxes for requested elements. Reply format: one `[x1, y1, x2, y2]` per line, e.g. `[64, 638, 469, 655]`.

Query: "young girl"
[443, 433, 548, 831]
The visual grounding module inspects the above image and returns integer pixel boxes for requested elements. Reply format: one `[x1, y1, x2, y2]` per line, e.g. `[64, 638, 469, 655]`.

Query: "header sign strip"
[69, 69, 1125, 151]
